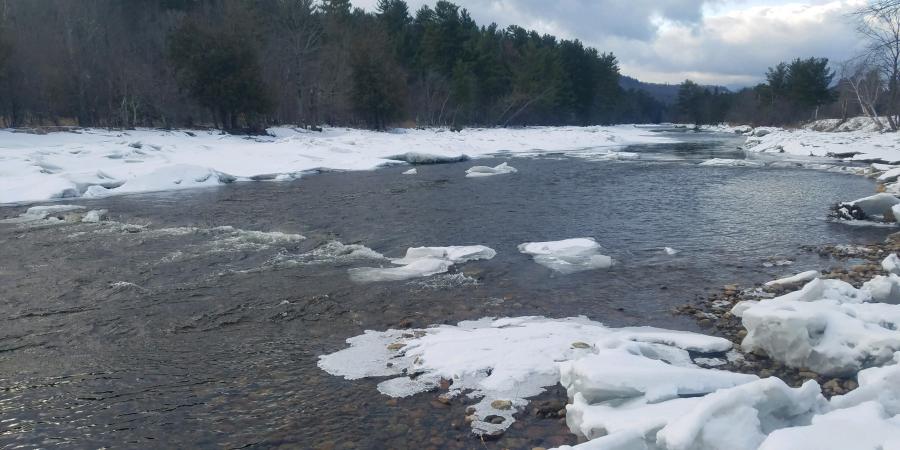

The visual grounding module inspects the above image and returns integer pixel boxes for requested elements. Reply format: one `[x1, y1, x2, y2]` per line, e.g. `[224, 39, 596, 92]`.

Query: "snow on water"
[518, 238, 613, 274]
[273, 241, 385, 267]
[465, 162, 518, 178]
[317, 316, 739, 437]
[0, 125, 673, 204]
[348, 245, 496, 283]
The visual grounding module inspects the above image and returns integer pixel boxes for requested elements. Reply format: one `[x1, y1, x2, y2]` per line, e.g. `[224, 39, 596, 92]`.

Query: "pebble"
[798, 371, 819, 380]
[570, 342, 591, 349]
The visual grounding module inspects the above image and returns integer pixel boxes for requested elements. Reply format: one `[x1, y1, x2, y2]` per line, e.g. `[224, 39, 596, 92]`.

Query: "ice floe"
[401, 168, 417, 175]
[465, 162, 517, 178]
[318, 316, 738, 437]
[518, 238, 613, 274]
[348, 245, 496, 283]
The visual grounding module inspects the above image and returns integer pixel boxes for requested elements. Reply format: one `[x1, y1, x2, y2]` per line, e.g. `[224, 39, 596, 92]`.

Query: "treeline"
[0, 0, 666, 131]
[674, 0, 900, 130]
[674, 57, 838, 127]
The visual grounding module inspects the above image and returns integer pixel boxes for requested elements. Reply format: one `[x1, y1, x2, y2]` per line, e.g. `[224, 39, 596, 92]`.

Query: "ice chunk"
[81, 209, 108, 223]
[518, 238, 613, 274]
[829, 353, 900, 415]
[884, 254, 900, 275]
[657, 378, 825, 450]
[318, 316, 737, 436]
[664, 247, 679, 255]
[465, 162, 517, 178]
[275, 241, 385, 266]
[0, 204, 84, 223]
[759, 402, 900, 450]
[402, 168, 417, 175]
[764, 270, 820, 288]
[349, 245, 496, 283]
[834, 193, 900, 221]
[863, 274, 900, 304]
[735, 279, 900, 376]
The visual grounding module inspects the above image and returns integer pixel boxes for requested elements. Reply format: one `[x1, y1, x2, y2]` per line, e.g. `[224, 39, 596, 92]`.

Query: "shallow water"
[0, 131, 890, 449]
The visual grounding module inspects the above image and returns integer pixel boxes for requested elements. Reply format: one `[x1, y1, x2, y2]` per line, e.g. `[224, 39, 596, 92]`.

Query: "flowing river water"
[0, 130, 892, 449]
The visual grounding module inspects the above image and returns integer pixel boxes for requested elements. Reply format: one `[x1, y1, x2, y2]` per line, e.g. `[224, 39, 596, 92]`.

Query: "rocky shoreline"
[677, 233, 900, 398]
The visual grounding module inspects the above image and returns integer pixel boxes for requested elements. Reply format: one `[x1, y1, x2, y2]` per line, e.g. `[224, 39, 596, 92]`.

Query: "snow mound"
[318, 316, 737, 437]
[465, 162, 518, 178]
[0, 204, 85, 224]
[698, 158, 764, 167]
[518, 238, 613, 274]
[734, 278, 900, 376]
[348, 245, 496, 283]
[764, 270, 820, 288]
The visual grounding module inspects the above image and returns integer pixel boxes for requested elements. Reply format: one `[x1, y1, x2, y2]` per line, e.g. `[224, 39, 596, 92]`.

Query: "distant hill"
[619, 76, 729, 105]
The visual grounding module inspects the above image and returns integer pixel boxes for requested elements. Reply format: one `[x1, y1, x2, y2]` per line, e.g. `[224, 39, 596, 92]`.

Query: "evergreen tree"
[168, 21, 272, 130]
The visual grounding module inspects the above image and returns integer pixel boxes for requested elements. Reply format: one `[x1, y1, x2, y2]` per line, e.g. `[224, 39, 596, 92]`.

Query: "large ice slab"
[518, 238, 613, 274]
[318, 316, 736, 436]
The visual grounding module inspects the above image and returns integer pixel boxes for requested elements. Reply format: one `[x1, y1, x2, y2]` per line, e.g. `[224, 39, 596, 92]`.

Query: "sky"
[353, 0, 868, 88]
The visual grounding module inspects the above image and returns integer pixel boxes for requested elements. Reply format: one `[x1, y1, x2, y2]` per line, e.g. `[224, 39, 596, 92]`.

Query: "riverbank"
[0, 125, 673, 205]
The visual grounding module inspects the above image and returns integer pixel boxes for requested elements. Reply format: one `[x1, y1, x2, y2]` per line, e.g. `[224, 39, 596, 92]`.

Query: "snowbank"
[0, 125, 674, 204]
[348, 245, 496, 282]
[518, 238, 613, 274]
[318, 316, 737, 437]
[465, 162, 518, 178]
[740, 118, 900, 164]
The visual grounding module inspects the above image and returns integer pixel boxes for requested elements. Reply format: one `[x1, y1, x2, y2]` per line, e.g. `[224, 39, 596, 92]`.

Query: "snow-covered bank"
[0, 125, 673, 204]
[709, 117, 900, 164]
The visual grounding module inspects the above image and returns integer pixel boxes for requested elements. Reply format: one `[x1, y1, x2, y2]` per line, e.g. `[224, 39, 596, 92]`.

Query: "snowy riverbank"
[0, 125, 673, 205]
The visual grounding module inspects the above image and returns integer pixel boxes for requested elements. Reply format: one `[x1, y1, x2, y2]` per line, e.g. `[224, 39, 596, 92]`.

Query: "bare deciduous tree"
[855, 0, 900, 130]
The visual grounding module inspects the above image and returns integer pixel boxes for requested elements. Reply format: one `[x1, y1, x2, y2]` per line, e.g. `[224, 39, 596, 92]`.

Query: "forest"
[0, 0, 668, 130]
[0, 0, 896, 131]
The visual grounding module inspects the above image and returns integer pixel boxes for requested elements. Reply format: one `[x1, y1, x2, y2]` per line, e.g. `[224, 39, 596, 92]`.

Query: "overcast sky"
[353, 0, 867, 88]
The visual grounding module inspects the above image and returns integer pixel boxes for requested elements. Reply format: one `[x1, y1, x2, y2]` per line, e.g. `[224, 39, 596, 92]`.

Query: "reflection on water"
[0, 132, 890, 449]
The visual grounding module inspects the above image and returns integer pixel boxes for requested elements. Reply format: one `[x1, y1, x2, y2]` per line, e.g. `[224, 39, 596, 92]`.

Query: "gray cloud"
[353, 0, 866, 86]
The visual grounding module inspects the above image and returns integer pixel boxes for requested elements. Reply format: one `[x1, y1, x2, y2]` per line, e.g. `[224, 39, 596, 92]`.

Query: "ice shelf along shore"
[0, 125, 673, 204]
[320, 251, 900, 449]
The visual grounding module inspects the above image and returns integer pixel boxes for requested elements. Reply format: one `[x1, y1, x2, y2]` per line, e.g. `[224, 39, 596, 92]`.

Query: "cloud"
[352, 0, 867, 87]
